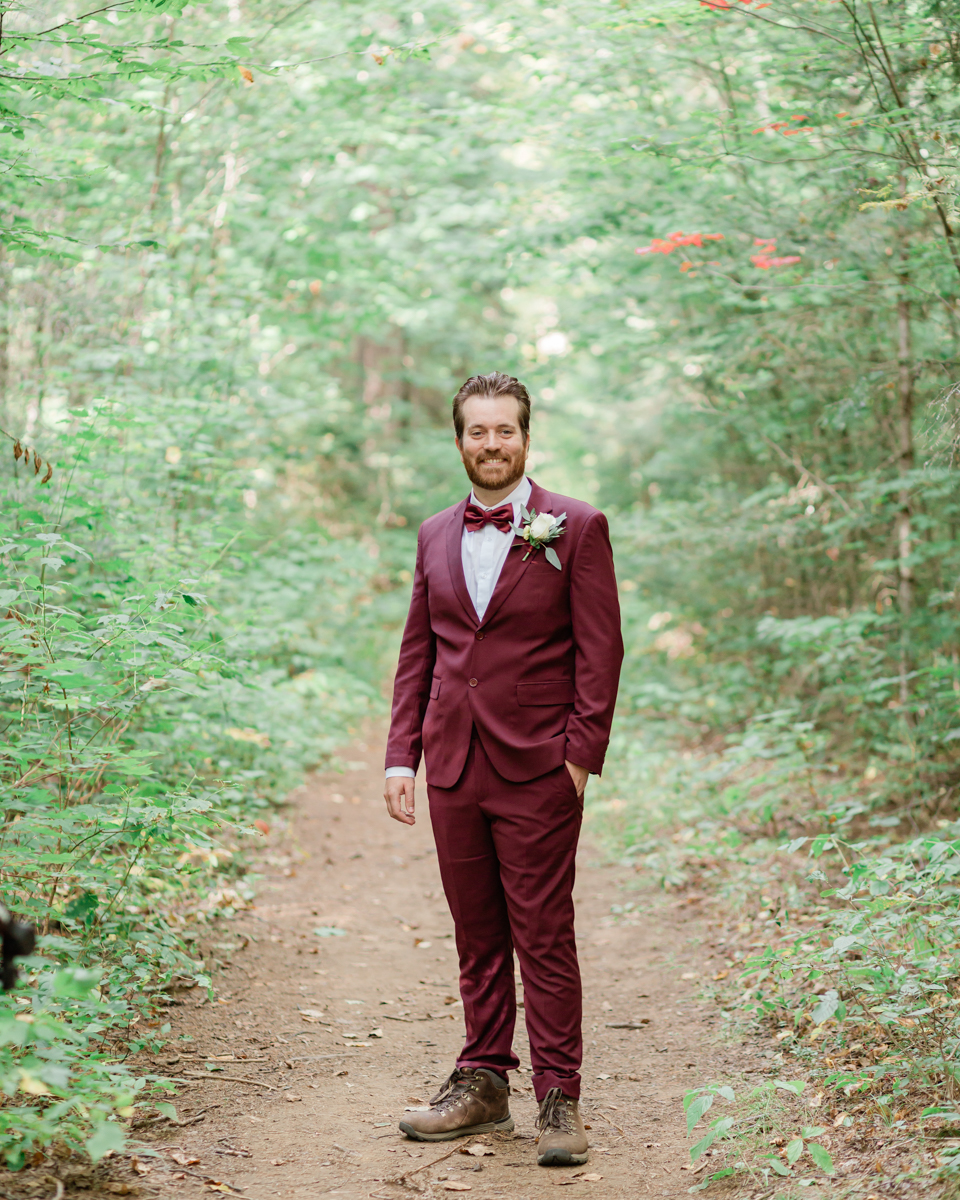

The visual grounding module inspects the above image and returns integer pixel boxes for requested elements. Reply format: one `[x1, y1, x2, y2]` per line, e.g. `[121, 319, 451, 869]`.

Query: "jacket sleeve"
[384, 531, 437, 773]
[565, 511, 624, 775]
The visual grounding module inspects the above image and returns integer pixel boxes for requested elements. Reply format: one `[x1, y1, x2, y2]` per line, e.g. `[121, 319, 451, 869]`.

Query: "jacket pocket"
[429, 677, 442, 700]
[517, 680, 575, 706]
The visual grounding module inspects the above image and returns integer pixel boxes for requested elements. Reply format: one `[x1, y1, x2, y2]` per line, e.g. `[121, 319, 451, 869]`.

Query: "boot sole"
[537, 1147, 589, 1166]
[399, 1114, 515, 1142]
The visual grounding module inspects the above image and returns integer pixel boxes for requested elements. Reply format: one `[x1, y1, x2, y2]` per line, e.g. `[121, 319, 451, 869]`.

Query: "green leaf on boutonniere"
[545, 546, 562, 570]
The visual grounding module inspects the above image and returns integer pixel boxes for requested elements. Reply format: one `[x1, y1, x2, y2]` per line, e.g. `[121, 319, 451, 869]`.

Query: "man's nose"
[481, 430, 500, 449]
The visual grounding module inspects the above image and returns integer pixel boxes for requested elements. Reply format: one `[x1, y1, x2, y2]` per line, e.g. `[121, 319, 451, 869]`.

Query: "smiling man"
[383, 371, 623, 1167]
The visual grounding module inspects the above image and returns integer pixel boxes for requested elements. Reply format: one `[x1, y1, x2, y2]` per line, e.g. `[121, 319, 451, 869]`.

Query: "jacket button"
[475, 631, 484, 640]
[469, 678, 478, 687]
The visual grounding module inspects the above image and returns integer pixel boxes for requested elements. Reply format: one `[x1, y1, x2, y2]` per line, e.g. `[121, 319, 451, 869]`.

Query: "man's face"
[457, 394, 529, 492]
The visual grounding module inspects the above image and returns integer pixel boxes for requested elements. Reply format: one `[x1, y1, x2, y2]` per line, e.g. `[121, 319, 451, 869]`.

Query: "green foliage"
[3, 0, 960, 1174]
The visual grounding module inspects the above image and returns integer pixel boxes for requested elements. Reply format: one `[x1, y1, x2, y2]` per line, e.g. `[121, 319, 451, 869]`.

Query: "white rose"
[528, 512, 555, 540]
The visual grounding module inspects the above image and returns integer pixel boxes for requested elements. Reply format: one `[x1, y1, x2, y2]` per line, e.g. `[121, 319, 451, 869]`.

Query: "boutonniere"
[513, 505, 566, 570]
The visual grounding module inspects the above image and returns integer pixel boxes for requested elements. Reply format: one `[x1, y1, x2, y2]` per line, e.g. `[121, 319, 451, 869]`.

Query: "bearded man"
[383, 372, 623, 1167]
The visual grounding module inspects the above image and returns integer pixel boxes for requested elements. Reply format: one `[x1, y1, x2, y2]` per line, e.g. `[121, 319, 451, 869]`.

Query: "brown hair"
[452, 372, 531, 442]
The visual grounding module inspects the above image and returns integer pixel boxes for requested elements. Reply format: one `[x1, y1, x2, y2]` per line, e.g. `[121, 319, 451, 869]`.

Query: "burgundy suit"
[386, 479, 623, 1100]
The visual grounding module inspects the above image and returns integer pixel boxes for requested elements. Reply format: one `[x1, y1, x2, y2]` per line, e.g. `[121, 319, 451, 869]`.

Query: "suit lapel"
[445, 498, 478, 624]
[477, 479, 552, 629]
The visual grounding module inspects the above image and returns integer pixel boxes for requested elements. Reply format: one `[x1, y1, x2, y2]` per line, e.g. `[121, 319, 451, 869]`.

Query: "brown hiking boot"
[536, 1087, 589, 1166]
[399, 1067, 514, 1142]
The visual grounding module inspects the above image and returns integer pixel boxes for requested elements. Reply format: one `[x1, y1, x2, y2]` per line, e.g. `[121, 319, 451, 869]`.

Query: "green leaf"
[690, 1130, 716, 1161]
[808, 1143, 835, 1174]
[767, 1157, 791, 1176]
[716, 1085, 735, 1102]
[155, 1102, 178, 1122]
[86, 1122, 125, 1162]
[53, 967, 101, 999]
[811, 989, 839, 1024]
[544, 546, 561, 570]
[774, 1079, 806, 1096]
[686, 1094, 713, 1132]
[786, 1138, 803, 1164]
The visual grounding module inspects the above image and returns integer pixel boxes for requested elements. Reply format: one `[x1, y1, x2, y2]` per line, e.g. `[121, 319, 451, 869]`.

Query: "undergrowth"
[0, 409, 400, 1168]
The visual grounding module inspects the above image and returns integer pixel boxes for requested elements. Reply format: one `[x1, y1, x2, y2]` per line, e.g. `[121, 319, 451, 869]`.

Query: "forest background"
[3, 0, 960, 1189]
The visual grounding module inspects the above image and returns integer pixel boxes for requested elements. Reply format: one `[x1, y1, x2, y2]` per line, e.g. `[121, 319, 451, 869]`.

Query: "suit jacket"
[385, 479, 624, 787]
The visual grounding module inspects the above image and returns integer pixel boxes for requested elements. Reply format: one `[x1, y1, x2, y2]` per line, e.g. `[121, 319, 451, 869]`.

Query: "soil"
[129, 736, 771, 1200]
[7, 737, 778, 1200]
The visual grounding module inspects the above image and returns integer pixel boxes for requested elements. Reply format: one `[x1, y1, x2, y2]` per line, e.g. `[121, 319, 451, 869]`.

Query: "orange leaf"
[238, 66, 254, 83]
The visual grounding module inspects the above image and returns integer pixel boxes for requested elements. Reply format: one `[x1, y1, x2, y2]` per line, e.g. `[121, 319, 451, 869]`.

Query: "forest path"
[143, 736, 763, 1200]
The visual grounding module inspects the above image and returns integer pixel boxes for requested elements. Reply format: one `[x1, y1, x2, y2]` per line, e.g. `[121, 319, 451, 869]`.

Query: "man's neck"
[471, 475, 528, 508]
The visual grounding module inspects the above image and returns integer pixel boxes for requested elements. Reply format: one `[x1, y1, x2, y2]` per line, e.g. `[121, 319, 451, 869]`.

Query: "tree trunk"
[896, 241, 915, 707]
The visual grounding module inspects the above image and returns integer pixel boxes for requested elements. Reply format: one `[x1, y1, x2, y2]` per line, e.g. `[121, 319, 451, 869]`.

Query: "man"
[383, 371, 623, 1167]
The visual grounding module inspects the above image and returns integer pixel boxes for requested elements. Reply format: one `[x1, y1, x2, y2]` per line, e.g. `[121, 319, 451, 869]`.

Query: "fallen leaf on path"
[284, 1094, 302, 1103]
[169, 1152, 201, 1166]
[270, 1160, 287, 1166]
[460, 1144, 495, 1157]
[681, 972, 697, 980]
[131, 1157, 152, 1175]
[106, 1186, 133, 1195]
[833, 1112, 849, 1126]
[299, 1009, 328, 1023]
[680, 1161, 708, 1173]
[645, 1142, 661, 1148]
[556, 1181, 578, 1187]
[368, 1028, 384, 1038]
[415, 940, 432, 949]
[575, 1174, 602, 1182]
[206, 1183, 241, 1194]
[597, 1073, 611, 1080]
[440, 1184, 471, 1192]
[712, 970, 729, 980]
[171, 1173, 186, 1181]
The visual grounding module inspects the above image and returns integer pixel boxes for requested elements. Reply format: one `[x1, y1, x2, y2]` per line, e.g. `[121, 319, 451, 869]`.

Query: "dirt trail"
[141, 737, 765, 1200]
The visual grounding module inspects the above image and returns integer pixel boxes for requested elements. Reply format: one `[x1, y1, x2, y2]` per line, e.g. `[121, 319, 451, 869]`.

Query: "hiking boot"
[399, 1067, 514, 1142]
[536, 1087, 588, 1166]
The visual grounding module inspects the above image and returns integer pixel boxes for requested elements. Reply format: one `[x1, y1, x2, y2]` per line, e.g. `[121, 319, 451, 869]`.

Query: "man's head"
[453, 372, 530, 495]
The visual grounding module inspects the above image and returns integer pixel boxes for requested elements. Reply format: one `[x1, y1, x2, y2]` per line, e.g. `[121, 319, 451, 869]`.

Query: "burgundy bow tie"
[464, 502, 514, 534]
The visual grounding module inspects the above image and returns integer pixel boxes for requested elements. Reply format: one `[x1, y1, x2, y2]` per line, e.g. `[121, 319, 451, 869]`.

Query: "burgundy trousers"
[427, 734, 583, 1101]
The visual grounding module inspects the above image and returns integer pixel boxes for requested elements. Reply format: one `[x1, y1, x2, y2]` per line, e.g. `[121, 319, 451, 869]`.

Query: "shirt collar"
[469, 475, 532, 513]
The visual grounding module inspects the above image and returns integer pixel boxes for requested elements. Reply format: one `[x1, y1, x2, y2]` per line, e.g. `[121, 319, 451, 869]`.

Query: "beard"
[462, 449, 527, 492]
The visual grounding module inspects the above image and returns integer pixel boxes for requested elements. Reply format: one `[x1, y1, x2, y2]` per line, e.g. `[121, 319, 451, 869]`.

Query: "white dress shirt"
[386, 476, 532, 780]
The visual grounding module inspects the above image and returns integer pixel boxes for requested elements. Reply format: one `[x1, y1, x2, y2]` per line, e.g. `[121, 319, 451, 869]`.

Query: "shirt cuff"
[385, 766, 416, 779]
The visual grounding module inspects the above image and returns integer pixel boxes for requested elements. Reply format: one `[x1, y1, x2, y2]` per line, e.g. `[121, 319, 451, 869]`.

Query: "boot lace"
[429, 1068, 479, 1113]
[537, 1087, 574, 1134]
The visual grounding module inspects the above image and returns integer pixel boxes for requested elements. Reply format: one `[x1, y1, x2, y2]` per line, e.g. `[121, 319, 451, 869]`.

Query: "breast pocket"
[517, 680, 575, 706]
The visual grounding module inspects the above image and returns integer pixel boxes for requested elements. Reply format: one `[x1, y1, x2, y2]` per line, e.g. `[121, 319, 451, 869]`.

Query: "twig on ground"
[394, 1143, 463, 1182]
[44, 1177, 65, 1200]
[179, 1071, 279, 1089]
[594, 1110, 625, 1136]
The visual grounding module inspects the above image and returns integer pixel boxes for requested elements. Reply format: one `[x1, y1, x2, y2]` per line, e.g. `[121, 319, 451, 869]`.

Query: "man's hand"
[384, 775, 416, 826]
[565, 760, 589, 799]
